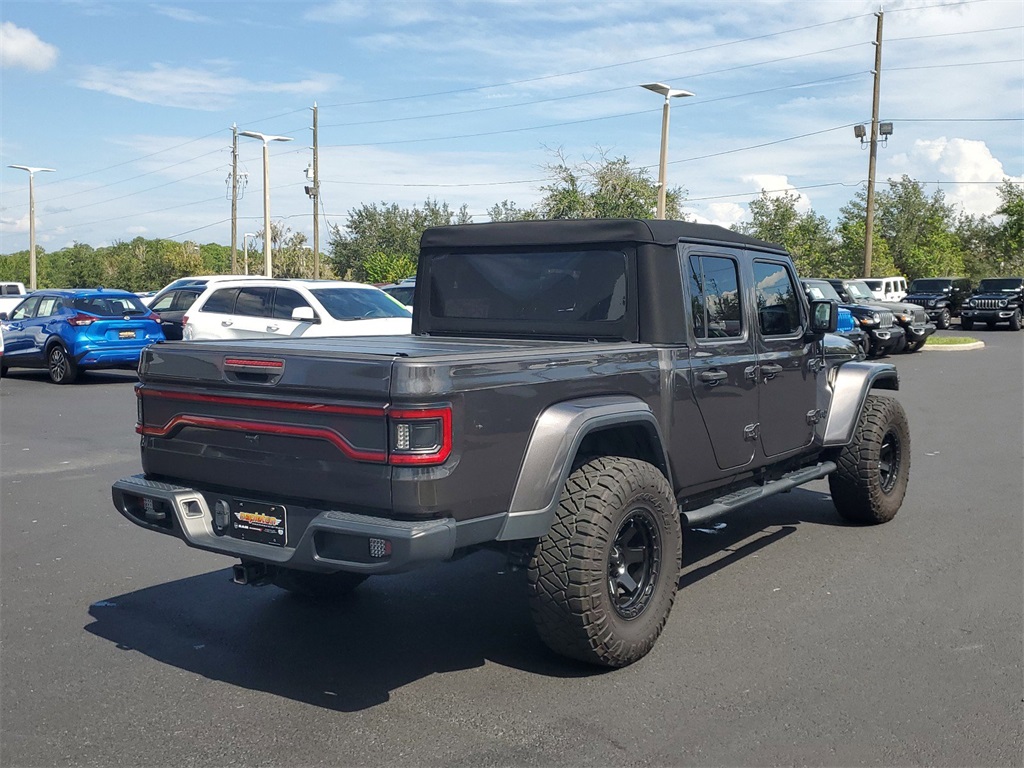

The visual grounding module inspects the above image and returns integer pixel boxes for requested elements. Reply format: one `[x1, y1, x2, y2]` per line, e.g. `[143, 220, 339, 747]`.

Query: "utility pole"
[230, 124, 239, 273]
[863, 10, 884, 278]
[310, 103, 320, 279]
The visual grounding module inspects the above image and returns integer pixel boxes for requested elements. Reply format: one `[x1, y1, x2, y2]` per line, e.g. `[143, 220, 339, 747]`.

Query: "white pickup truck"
[0, 282, 29, 316]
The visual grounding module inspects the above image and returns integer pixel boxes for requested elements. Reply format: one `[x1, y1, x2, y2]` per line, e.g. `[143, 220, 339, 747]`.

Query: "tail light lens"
[68, 313, 97, 326]
[146, 312, 161, 322]
[388, 407, 452, 465]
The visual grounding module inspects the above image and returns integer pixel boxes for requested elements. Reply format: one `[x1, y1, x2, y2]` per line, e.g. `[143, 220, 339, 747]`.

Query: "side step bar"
[682, 461, 837, 527]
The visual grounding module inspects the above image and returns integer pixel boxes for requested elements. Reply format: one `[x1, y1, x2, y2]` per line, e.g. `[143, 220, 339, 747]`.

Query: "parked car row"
[0, 277, 411, 384]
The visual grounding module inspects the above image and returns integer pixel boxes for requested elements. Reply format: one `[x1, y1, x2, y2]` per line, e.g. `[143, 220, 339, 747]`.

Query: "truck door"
[750, 258, 817, 458]
[685, 252, 759, 471]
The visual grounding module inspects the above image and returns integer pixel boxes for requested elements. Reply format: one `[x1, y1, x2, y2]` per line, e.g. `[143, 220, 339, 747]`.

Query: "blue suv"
[0, 288, 165, 383]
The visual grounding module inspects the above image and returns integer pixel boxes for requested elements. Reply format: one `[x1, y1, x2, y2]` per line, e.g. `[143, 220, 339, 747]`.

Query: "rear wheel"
[527, 456, 682, 667]
[271, 568, 368, 598]
[829, 395, 910, 525]
[47, 344, 78, 384]
[936, 308, 951, 329]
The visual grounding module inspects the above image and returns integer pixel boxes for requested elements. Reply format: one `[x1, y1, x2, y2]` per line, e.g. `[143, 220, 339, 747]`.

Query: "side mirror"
[292, 306, 319, 324]
[806, 299, 838, 339]
[0, 312, 7, 321]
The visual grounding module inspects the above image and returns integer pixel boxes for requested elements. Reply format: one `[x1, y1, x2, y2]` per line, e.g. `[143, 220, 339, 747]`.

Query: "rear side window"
[234, 287, 273, 317]
[688, 255, 743, 339]
[753, 261, 802, 336]
[201, 288, 240, 314]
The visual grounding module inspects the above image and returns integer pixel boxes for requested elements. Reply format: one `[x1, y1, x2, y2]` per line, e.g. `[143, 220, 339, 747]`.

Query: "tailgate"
[136, 338, 399, 512]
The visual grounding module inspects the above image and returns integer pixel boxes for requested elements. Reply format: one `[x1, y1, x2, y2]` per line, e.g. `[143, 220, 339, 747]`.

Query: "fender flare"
[495, 395, 671, 541]
[822, 361, 899, 447]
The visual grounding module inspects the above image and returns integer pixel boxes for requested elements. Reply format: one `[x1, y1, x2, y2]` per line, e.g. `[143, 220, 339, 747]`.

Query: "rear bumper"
[111, 475, 502, 574]
[73, 343, 150, 368]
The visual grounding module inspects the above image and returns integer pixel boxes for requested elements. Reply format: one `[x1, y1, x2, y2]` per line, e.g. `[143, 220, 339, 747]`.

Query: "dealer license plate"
[118, 330, 136, 339]
[230, 499, 287, 547]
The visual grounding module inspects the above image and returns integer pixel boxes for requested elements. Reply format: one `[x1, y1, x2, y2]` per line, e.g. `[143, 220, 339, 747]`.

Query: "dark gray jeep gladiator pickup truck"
[113, 219, 911, 667]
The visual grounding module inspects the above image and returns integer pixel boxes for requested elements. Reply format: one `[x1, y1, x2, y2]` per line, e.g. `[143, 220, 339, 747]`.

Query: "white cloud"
[0, 213, 30, 234]
[0, 22, 59, 71]
[891, 137, 1022, 217]
[125, 225, 149, 234]
[740, 174, 812, 213]
[77, 64, 341, 110]
[151, 5, 214, 23]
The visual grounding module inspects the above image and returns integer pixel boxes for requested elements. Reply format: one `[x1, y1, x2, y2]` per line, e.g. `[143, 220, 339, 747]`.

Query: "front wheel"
[1009, 310, 1022, 331]
[528, 456, 682, 667]
[905, 337, 926, 353]
[271, 568, 368, 598]
[936, 308, 951, 329]
[47, 344, 78, 384]
[829, 395, 911, 525]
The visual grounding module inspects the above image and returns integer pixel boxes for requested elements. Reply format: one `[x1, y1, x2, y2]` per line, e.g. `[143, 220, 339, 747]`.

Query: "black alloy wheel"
[608, 511, 661, 620]
[877, 426, 904, 495]
[47, 344, 78, 384]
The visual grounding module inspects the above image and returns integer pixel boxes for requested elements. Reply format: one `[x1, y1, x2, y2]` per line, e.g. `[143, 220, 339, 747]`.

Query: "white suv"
[182, 279, 411, 341]
[862, 276, 907, 303]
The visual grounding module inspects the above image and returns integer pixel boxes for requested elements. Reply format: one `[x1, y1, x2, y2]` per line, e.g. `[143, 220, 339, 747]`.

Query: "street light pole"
[238, 130, 293, 278]
[8, 165, 56, 290]
[242, 232, 257, 275]
[641, 83, 694, 219]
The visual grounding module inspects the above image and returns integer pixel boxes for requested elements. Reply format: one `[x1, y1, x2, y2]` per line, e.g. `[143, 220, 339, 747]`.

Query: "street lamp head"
[879, 122, 893, 136]
[238, 130, 294, 145]
[641, 82, 695, 99]
[8, 165, 56, 175]
[854, 124, 867, 139]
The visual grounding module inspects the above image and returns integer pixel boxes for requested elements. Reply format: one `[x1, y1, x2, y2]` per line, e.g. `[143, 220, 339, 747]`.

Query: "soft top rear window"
[428, 250, 627, 326]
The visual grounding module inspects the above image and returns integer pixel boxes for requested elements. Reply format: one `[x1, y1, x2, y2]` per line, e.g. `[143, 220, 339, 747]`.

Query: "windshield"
[910, 279, 951, 293]
[803, 281, 842, 302]
[72, 294, 150, 316]
[844, 281, 876, 301]
[977, 278, 1023, 292]
[383, 286, 415, 305]
[310, 287, 412, 320]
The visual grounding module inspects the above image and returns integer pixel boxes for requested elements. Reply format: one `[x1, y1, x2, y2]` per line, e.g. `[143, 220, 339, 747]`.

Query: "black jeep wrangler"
[960, 277, 1023, 331]
[905, 277, 972, 329]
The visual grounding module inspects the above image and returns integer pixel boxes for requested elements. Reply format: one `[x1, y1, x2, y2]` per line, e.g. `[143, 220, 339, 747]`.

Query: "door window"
[10, 296, 41, 320]
[201, 288, 240, 314]
[688, 255, 743, 339]
[753, 261, 802, 336]
[272, 289, 311, 319]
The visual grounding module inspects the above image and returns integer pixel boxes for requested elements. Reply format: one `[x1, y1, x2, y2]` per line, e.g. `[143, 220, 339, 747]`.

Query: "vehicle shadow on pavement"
[680, 486, 843, 589]
[1, 370, 138, 385]
[84, 487, 844, 711]
[83, 551, 593, 713]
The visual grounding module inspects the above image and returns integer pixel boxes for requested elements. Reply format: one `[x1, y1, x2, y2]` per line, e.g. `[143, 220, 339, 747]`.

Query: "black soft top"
[421, 218, 784, 252]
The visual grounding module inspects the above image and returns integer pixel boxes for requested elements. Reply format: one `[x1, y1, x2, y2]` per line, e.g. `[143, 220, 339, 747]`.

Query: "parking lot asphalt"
[1, 328, 1022, 767]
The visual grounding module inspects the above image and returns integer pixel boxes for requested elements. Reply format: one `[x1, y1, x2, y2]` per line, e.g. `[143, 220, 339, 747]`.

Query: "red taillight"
[181, 314, 189, 326]
[146, 312, 160, 322]
[388, 407, 452, 466]
[68, 313, 97, 326]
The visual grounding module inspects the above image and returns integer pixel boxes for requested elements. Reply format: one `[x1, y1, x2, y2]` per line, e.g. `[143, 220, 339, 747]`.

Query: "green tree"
[835, 190, 897, 278]
[992, 180, 1024, 274]
[955, 213, 999, 282]
[0, 251, 30, 283]
[535, 150, 685, 220]
[327, 198, 471, 281]
[362, 252, 418, 284]
[738, 190, 838, 277]
[875, 175, 964, 280]
[487, 200, 539, 222]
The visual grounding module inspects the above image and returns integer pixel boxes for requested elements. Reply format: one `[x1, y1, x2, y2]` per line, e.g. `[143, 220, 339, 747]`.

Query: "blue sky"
[1, 0, 1021, 254]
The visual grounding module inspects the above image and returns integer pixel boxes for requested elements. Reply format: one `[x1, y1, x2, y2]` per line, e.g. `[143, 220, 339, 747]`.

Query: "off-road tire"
[893, 333, 907, 354]
[527, 456, 682, 667]
[936, 308, 951, 329]
[905, 337, 926, 353]
[271, 568, 368, 598]
[829, 394, 910, 525]
[960, 318, 974, 331]
[47, 343, 78, 384]
[1009, 310, 1022, 331]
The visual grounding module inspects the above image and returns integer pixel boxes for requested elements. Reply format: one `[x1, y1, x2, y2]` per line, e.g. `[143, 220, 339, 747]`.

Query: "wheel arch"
[822, 361, 900, 447]
[496, 395, 671, 541]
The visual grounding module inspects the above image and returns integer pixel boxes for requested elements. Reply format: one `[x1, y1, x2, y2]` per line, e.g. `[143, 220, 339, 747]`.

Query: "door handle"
[221, 320, 233, 327]
[267, 324, 279, 332]
[699, 369, 728, 384]
[761, 363, 783, 380]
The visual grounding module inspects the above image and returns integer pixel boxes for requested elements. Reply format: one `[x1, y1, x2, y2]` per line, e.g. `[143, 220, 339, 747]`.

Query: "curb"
[920, 340, 986, 351]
